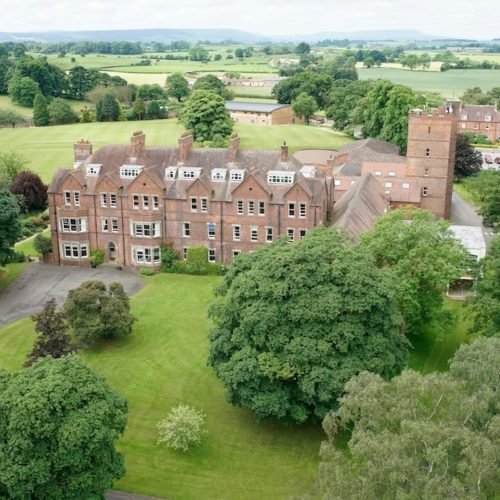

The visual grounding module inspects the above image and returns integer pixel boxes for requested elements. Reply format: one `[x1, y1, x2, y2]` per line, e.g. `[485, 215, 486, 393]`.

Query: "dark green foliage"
[0, 355, 128, 498]
[33, 233, 52, 256]
[146, 100, 163, 119]
[208, 228, 408, 424]
[179, 90, 233, 143]
[64, 280, 136, 343]
[0, 191, 22, 265]
[136, 83, 167, 101]
[47, 98, 79, 125]
[166, 73, 190, 101]
[189, 46, 209, 62]
[192, 74, 233, 100]
[360, 79, 395, 139]
[25, 299, 78, 366]
[7, 76, 39, 106]
[362, 208, 467, 336]
[10, 170, 48, 211]
[272, 71, 333, 108]
[292, 92, 318, 124]
[96, 92, 121, 121]
[461, 86, 499, 106]
[66, 65, 100, 100]
[132, 96, 146, 120]
[464, 170, 500, 229]
[318, 337, 500, 499]
[165, 246, 224, 276]
[454, 134, 482, 179]
[32, 93, 49, 126]
[469, 235, 500, 337]
[13, 55, 66, 97]
[89, 248, 105, 267]
[160, 244, 179, 270]
[295, 42, 311, 55]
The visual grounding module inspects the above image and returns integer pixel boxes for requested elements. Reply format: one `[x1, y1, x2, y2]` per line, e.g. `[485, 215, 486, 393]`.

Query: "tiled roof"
[225, 101, 291, 113]
[461, 104, 500, 122]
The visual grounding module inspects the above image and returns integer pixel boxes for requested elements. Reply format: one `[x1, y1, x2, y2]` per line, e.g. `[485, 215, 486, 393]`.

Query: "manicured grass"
[358, 67, 500, 97]
[408, 299, 475, 373]
[14, 228, 51, 257]
[0, 273, 323, 499]
[0, 119, 353, 182]
[0, 95, 33, 118]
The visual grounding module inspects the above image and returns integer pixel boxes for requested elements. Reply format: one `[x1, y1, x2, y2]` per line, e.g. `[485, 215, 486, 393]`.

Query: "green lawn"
[0, 119, 353, 183]
[0, 273, 323, 499]
[358, 67, 500, 97]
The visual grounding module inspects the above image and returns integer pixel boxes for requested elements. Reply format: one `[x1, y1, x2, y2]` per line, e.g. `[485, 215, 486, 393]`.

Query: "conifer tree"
[32, 93, 49, 126]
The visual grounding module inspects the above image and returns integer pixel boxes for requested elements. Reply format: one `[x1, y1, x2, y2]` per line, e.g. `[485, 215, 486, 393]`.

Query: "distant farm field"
[358, 67, 500, 96]
[0, 120, 353, 182]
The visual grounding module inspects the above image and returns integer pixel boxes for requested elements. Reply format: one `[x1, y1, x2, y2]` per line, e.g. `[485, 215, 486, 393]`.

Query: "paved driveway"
[0, 264, 144, 328]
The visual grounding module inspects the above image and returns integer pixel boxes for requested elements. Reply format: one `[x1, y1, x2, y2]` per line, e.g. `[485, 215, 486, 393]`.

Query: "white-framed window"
[73, 191, 80, 206]
[267, 171, 294, 185]
[485, 115, 491, 122]
[229, 169, 244, 182]
[190, 197, 197, 212]
[111, 218, 119, 233]
[132, 222, 161, 238]
[299, 203, 306, 218]
[266, 227, 273, 242]
[100, 193, 107, 207]
[152, 195, 159, 210]
[237, 200, 243, 215]
[64, 191, 71, 206]
[247, 200, 254, 215]
[388, 171, 396, 177]
[85, 164, 101, 176]
[374, 171, 382, 176]
[165, 167, 177, 179]
[211, 168, 227, 181]
[179, 167, 202, 179]
[258, 201, 265, 216]
[461, 114, 468, 120]
[422, 186, 429, 197]
[142, 195, 149, 210]
[232, 250, 241, 261]
[299, 229, 307, 240]
[287, 228, 295, 242]
[250, 227, 258, 242]
[110, 193, 117, 208]
[233, 225, 241, 241]
[133, 194, 139, 209]
[120, 165, 143, 179]
[132, 246, 160, 265]
[60, 217, 87, 233]
[334, 179, 341, 186]
[101, 218, 109, 232]
[183, 222, 190, 237]
[62, 242, 88, 259]
[208, 249, 216, 263]
[207, 223, 216, 239]
[384, 182, 392, 189]
[402, 182, 410, 189]
[200, 197, 208, 213]
[288, 202, 295, 217]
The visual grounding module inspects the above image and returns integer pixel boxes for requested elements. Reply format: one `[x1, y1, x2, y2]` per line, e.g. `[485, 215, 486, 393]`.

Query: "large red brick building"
[47, 108, 457, 269]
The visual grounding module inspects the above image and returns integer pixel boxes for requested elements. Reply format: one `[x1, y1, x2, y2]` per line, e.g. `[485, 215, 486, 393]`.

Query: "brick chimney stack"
[73, 139, 92, 163]
[280, 141, 288, 163]
[178, 132, 194, 164]
[130, 130, 146, 158]
[228, 133, 240, 163]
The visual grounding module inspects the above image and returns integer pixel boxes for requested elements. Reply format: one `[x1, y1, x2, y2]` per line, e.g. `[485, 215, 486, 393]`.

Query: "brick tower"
[405, 109, 457, 219]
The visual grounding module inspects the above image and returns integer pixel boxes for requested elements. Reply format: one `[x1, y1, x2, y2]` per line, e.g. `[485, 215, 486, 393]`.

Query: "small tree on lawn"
[25, 298, 78, 366]
[157, 404, 207, 452]
[64, 280, 136, 343]
[33, 233, 52, 256]
[32, 93, 49, 126]
[166, 73, 190, 101]
[292, 92, 318, 124]
[0, 109, 27, 129]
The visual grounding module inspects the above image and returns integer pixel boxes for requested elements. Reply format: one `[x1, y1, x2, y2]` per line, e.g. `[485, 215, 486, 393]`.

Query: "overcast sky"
[0, 0, 498, 40]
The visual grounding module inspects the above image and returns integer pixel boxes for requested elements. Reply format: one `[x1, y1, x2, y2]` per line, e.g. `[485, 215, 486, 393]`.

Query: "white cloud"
[0, 0, 497, 40]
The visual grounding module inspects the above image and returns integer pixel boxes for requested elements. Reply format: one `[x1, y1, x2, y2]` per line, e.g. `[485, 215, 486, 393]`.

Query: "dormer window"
[211, 168, 227, 181]
[374, 170, 382, 176]
[120, 165, 143, 179]
[388, 171, 396, 177]
[461, 114, 468, 120]
[165, 167, 177, 180]
[267, 171, 295, 185]
[178, 167, 201, 179]
[229, 169, 245, 182]
[485, 115, 491, 122]
[85, 164, 101, 176]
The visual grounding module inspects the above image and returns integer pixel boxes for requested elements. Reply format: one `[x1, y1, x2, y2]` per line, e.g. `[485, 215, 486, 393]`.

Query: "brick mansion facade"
[47, 107, 457, 269]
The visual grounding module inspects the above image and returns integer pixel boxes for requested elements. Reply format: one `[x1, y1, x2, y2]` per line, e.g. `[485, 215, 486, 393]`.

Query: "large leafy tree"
[166, 73, 190, 101]
[362, 208, 466, 335]
[7, 76, 39, 106]
[208, 228, 408, 424]
[13, 55, 66, 97]
[66, 65, 100, 100]
[272, 71, 333, 108]
[10, 170, 48, 211]
[25, 299, 78, 366]
[292, 92, 318, 124]
[179, 90, 233, 143]
[192, 74, 232, 100]
[64, 280, 135, 343]
[464, 170, 500, 229]
[469, 235, 500, 337]
[318, 337, 500, 499]
[0, 355, 128, 498]
[32, 93, 49, 126]
[454, 133, 482, 180]
[360, 79, 394, 139]
[0, 191, 22, 265]
[48, 98, 79, 125]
